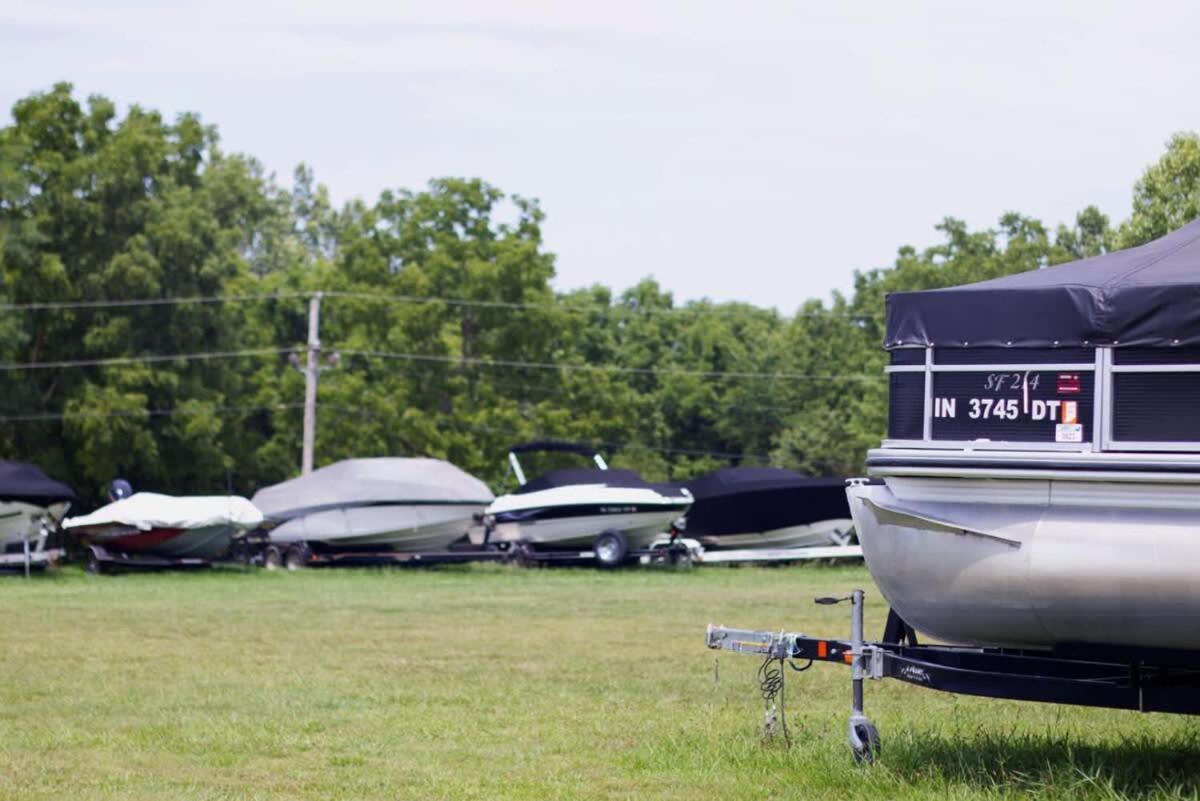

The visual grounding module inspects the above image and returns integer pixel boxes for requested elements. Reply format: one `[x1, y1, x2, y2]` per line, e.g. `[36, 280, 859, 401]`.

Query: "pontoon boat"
[848, 218, 1200, 651]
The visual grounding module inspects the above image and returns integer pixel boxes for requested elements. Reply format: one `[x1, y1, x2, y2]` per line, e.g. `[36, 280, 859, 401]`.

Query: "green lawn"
[2, 563, 1198, 800]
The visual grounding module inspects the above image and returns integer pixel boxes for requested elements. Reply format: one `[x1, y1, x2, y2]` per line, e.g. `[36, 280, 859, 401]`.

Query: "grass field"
[3, 563, 1199, 800]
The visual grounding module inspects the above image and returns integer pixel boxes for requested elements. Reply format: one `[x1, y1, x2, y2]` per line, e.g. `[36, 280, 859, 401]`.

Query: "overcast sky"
[3, 1, 1199, 311]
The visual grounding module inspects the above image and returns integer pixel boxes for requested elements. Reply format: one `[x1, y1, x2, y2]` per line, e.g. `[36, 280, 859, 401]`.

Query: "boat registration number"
[929, 370, 1093, 443]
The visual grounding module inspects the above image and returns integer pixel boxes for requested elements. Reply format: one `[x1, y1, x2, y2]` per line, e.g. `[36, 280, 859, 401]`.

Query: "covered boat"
[252, 458, 494, 554]
[0, 461, 75, 562]
[64, 492, 262, 562]
[678, 467, 853, 550]
[484, 442, 693, 562]
[849, 218, 1200, 650]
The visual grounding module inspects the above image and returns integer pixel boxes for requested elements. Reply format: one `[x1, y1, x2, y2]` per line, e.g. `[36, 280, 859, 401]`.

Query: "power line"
[339, 348, 881, 382]
[0, 347, 295, 372]
[0, 290, 881, 321]
[0, 402, 304, 423]
[0, 400, 770, 463]
[320, 404, 773, 463]
[0, 292, 311, 312]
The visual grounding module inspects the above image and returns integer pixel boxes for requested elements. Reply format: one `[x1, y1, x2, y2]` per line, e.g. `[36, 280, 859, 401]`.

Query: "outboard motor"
[108, 478, 132, 502]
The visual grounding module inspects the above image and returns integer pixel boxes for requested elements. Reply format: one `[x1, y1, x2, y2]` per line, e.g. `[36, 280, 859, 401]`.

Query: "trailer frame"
[706, 589, 1200, 762]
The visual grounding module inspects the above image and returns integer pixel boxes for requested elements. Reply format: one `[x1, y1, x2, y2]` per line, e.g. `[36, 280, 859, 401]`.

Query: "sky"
[2, 0, 1199, 311]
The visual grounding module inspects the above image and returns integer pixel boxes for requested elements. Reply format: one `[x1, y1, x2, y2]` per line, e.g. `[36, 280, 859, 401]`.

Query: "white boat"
[676, 467, 853, 550]
[252, 458, 493, 554]
[64, 492, 263, 563]
[849, 219, 1200, 651]
[0, 461, 75, 568]
[483, 442, 692, 561]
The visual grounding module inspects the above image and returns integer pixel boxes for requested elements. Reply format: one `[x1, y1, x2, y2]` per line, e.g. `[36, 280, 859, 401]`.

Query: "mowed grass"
[2, 563, 1199, 800]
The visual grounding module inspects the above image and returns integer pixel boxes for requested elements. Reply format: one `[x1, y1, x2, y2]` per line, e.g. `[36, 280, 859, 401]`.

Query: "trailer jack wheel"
[849, 716, 880, 764]
[85, 548, 104, 575]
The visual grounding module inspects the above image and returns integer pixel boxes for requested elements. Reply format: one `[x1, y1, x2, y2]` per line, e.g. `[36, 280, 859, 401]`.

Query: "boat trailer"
[0, 527, 64, 577]
[706, 589, 1200, 762]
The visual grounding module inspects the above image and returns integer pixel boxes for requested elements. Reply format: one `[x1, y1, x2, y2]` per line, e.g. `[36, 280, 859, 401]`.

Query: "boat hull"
[487, 507, 686, 550]
[694, 518, 853, 551]
[268, 503, 486, 552]
[848, 473, 1200, 651]
[72, 523, 239, 561]
[0, 500, 69, 551]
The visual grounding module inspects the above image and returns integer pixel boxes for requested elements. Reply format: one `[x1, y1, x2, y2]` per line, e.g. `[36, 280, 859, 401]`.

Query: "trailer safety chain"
[758, 655, 790, 745]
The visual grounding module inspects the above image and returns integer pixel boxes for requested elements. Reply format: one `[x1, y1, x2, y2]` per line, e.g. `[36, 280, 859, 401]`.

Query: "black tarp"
[886, 219, 1200, 349]
[679, 467, 849, 536]
[515, 468, 652, 494]
[0, 461, 75, 504]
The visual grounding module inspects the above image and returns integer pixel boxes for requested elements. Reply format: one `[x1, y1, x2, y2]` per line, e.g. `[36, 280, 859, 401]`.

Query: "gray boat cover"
[252, 458, 494, 521]
[886, 219, 1200, 349]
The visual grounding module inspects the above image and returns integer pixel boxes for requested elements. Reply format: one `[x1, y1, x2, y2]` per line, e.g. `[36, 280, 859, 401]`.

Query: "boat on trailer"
[64, 492, 262, 572]
[252, 458, 494, 567]
[850, 218, 1200, 652]
[483, 441, 693, 566]
[0, 461, 74, 572]
[706, 220, 1200, 762]
[676, 467, 853, 551]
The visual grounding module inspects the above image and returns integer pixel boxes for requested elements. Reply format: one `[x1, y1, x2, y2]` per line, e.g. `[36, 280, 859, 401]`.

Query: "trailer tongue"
[706, 590, 1200, 763]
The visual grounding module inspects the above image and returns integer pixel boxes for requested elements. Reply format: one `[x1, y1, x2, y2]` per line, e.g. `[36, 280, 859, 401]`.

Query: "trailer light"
[843, 652, 854, 664]
[817, 641, 828, 658]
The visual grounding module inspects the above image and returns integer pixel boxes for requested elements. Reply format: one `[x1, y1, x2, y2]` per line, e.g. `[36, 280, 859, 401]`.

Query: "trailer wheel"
[593, 531, 628, 568]
[262, 545, 283, 571]
[284, 544, 311, 571]
[85, 547, 104, 575]
[850, 721, 880, 765]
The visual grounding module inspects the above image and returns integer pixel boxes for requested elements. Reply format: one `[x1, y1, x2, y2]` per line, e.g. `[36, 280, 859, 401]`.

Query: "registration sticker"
[1056, 423, 1083, 443]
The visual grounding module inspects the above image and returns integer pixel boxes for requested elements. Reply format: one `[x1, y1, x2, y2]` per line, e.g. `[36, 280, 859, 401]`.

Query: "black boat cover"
[886, 219, 1200, 349]
[0, 461, 75, 505]
[516, 468, 652, 494]
[680, 467, 849, 537]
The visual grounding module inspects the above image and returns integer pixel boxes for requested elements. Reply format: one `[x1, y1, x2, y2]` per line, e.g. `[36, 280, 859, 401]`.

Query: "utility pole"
[301, 292, 322, 474]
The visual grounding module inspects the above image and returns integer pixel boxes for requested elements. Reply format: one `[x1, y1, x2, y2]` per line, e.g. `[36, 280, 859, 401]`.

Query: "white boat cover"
[252, 458, 494, 521]
[63, 492, 263, 531]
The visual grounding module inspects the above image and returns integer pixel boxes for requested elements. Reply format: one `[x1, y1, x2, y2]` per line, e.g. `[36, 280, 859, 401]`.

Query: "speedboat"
[677, 467, 853, 550]
[252, 458, 494, 556]
[0, 461, 75, 568]
[64, 491, 262, 567]
[483, 441, 692, 562]
[847, 218, 1200, 651]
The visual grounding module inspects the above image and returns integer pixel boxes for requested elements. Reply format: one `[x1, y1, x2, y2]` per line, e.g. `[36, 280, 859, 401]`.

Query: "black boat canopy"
[509, 440, 599, 457]
[515, 467, 651, 495]
[886, 219, 1200, 349]
[0, 461, 75, 505]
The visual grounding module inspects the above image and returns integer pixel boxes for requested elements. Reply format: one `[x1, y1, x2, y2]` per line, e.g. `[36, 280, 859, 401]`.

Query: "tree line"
[2, 83, 1198, 503]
